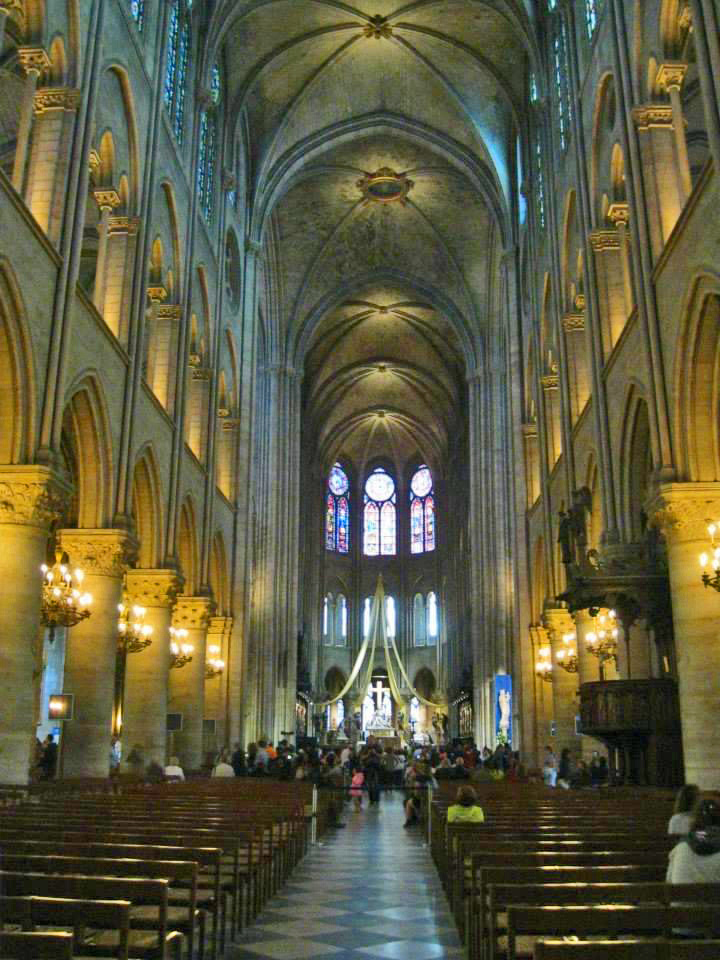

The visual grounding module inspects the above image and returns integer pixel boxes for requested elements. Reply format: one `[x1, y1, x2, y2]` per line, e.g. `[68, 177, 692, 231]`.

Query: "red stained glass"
[337, 497, 349, 553]
[325, 493, 335, 550]
[364, 502, 379, 556]
[380, 501, 396, 555]
[411, 498, 423, 553]
[425, 496, 435, 551]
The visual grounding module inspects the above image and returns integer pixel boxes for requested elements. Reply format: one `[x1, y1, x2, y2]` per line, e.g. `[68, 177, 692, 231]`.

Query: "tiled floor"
[229, 791, 463, 959]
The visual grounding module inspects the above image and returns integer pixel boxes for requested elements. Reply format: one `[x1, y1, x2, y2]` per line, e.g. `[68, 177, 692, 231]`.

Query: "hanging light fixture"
[535, 644, 553, 682]
[169, 626, 193, 669]
[699, 522, 720, 591]
[40, 549, 92, 642]
[556, 631, 579, 673]
[117, 595, 153, 654]
[585, 609, 619, 666]
[205, 643, 225, 679]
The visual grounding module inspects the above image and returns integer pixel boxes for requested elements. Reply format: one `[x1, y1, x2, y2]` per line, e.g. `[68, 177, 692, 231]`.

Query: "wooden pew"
[534, 941, 720, 959]
[0, 896, 130, 960]
[0, 873, 183, 960]
[507, 905, 720, 960]
[487, 884, 720, 960]
[0, 931, 74, 960]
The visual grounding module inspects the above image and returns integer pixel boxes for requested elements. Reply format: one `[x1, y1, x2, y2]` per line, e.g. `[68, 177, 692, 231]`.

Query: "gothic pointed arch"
[61, 373, 114, 528]
[0, 260, 35, 464]
[177, 495, 199, 595]
[131, 445, 163, 568]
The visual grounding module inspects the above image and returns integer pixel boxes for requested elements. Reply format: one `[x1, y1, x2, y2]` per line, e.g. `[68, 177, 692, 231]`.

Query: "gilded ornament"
[363, 15, 393, 39]
[357, 168, 413, 205]
[33, 87, 81, 114]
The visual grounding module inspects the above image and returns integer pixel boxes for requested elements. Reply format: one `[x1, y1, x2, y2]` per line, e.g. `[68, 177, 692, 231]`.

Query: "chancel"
[1, 0, 720, 955]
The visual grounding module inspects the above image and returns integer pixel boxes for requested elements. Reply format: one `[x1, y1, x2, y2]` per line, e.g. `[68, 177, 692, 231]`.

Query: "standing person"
[543, 745, 557, 787]
[557, 748, 572, 789]
[350, 766, 365, 812]
[211, 751, 235, 777]
[231, 743, 247, 776]
[365, 749, 381, 805]
[667, 793, 720, 883]
[38, 734, 58, 780]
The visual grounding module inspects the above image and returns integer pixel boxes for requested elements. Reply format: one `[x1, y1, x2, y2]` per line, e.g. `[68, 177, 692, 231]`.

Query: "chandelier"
[169, 627, 193, 669]
[205, 643, 225, 679]
[535, 644, 553, 682]
[585, 608, 618, 666]
[699, 522, 720, 591]
[117, 595, 153, 654]
[40, 549, 92, 642]
[556, 631, 579, 673]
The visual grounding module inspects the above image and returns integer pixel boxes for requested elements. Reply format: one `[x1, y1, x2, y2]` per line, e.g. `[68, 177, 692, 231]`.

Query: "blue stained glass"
[205, 119, 216, 220]
[227, 188, 237, 209]
[409, 465, 434, 553]
[174, 20, 189, 142]
[164, 3, 179, 108]
[325, 494, 335, 550]
[586, 0, 598, 37]
[554, 33, 566, 150]
[197, 111, 208, 209]
[130, 0, 144, 30]
[211, 64, 221, 104]
[337, 497, 349, 553]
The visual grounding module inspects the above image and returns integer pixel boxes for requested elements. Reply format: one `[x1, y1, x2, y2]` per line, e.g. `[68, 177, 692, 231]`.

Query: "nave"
[231, 793, 462, 960]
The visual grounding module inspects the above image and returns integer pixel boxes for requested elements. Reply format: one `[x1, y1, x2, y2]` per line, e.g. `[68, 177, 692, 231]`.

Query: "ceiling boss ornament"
[357, 167, 413, 205]
[363, 14, 392, 39]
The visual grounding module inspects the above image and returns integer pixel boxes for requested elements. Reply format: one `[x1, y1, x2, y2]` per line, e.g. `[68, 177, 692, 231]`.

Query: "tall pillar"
[168, 596, 214, 770]
[12, 48, 50, 193]
[205, 615, 232, 750]
[59, 529, 135, 778]
[121, 569, 181, 769]
[648, 483, 720, 788]
[573, 608, 604, 761]
[92, 188, 121, 314]
[656, 62, 693, 202]
[0, 467, 66, 783]
[544, 607, 580, 759]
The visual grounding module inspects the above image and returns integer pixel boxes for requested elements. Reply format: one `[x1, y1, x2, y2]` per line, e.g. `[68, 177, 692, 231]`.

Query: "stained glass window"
[536, 132, 546, 228]
[409, 465, 435, 553]
[427, 591, 438, 646]
[414, 593, 426, 646]
[363, 597, 372, 637]
[337, 698, 345, 727]
[165, 2, 190, 144]
[364, 468, 396, 555]
[530, 73, 538, 103]
[585, 0, 598, 37]
[336, 595, 347, 646]
[325, 463, 350, 553]
[554, 32, 566, 151]
[211, 64, 221, 104]
[323, 595, 330, 642]
[385, 596, 396, 639]
[129, 0, 144, 31]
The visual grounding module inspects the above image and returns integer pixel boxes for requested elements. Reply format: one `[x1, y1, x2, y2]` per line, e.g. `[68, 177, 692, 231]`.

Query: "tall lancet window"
[198, 63, 220, 222]
[364, 468, 396, 556]
[164, 1, 191, 143]
[129, 0, 144, 30]
[410, 464, 435, 553]
[325, 462, 350, 553]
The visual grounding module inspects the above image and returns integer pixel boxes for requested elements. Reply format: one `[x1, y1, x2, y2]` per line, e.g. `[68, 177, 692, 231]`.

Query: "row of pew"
[428, 781, 720, 959]
[0, 778, 321, 960]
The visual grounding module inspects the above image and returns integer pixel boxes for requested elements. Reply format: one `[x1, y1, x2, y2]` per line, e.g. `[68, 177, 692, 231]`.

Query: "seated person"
[211, 750, 235, 777]
[163, 755, 185, 781]
[447, 784, 485, 823]
[667, 792, 720, 884]
[668, 783, 700, 837]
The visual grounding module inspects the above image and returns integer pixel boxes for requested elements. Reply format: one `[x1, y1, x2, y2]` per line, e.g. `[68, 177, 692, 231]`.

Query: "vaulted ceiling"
[211, 0, 533, 470]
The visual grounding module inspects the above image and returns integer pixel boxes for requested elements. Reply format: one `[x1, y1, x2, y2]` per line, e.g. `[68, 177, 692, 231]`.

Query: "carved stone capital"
[607, 202, 630, 226]
[574, 293, 586, 310]
[590, 229, 620, 252]
[155, 304, 182, 320]
[656, 62, 688, 93]
[207, 615, 233, 638]
[33, 87, 81, 114]
[147, 285, 168, 304]
[632, 104, 674, 130]
[221, 418, 240, 432]
[646, 482, 720, 545]
[88, 149, 101, 174]
[0, 1, 26, 28]
[174, 595, 216, 630]
[59, 528, 138, 578]
[17, 46, 51, 77]
[108, 216, 140, 236]
[245, 239, 263, 258]
[93, 188, 121, 212]
[543, 606, 575, 641]
[222, 170, 236, 191]
[522, 421, 538, 439]
[541, 373, 559, 391]
[562, 313, 585, 332]
[0, 466, 69, 529]
[125, 568, 183, 607]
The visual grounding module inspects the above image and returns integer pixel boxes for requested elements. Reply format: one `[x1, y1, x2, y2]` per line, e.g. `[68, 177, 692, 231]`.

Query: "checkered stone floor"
[228, 792, 462, 960]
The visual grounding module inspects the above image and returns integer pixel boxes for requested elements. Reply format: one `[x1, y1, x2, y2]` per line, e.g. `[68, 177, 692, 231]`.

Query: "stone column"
[656, 62, 693, 203]
[573, 608, 606, 762]
[121, 569, 181, 769]
[0, 467, 65, 783]
[59, 529, 136, 778]
[168, 596, 214, 770]
[205, 615, 232, 749]
[92, 188, 121, 314]
[631, 105, 680, 255]
[12, 47, 50, 193]
[544, 607, 580, 760]
[589, 230, 626, 355]
[648, 483, 720, 788]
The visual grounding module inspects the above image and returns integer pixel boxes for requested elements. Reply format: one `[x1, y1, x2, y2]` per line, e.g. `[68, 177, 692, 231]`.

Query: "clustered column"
[168, 596, 215, 770]
[544, 607, 580, 759]
[59, 528, 136, 777]
[0, 467, 66, 783]
[121, 569, 182, 770]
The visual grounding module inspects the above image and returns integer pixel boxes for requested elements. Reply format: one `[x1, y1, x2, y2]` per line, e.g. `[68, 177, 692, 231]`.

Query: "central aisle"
[231, 791, 463, 959]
